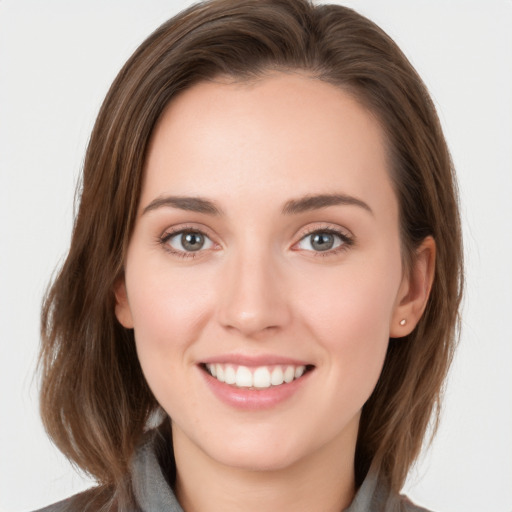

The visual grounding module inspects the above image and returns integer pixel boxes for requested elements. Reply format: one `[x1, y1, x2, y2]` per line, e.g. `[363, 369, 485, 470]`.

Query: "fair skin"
[115, 72, 434, 512]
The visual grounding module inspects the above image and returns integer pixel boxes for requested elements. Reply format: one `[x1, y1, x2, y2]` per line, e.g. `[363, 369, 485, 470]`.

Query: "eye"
[296, 229, 351, 253]
[163, 230, 215, 253]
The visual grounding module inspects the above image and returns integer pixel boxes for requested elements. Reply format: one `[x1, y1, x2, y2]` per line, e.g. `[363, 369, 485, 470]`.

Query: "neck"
[172, 423, 358, 512]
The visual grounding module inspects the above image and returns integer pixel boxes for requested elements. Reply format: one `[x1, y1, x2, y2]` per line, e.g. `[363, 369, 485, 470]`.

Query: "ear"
[390, 236, 436, 338]
[114, 277, 134, 329]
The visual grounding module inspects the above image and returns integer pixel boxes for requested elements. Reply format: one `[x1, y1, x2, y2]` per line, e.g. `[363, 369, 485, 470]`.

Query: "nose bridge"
[217, 239, 290, 336]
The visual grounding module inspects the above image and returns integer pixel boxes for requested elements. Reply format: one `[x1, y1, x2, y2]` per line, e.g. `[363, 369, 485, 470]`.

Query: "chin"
[217, 449, 301, 472]
[203, 431, 313, 473]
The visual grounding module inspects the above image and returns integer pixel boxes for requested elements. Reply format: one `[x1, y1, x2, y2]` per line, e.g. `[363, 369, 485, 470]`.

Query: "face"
[116, 72, 415, 473]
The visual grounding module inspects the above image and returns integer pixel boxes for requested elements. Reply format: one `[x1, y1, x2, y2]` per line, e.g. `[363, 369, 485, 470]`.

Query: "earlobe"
[390, 236, 436, 338]
[114, 278, 134, 329]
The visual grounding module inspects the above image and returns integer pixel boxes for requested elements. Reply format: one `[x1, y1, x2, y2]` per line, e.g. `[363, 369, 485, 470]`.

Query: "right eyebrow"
[282, 193, 373, 216]
[142, 196, 223, 216]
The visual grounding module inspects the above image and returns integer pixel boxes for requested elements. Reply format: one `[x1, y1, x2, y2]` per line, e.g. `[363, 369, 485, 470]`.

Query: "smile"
[203, 363, 310, 389]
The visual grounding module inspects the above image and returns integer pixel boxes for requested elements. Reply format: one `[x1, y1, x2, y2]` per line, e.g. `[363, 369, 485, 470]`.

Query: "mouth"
[200, 362, 315, 389]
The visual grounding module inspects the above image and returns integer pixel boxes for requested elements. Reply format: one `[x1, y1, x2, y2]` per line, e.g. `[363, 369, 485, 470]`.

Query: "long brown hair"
[39, 0, 463, 507]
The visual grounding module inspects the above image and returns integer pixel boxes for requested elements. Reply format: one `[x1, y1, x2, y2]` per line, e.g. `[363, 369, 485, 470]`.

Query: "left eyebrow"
[142, 196, 224, 216]
[282, 193, 373, 216]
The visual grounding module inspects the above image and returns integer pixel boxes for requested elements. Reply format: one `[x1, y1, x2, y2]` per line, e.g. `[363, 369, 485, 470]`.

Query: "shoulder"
[31, 485, 126, 512]
[32, 494, 77, 512]
[398, 494, 436, 512]
[31, 426, 170, 512]
[347, 466, 439, 512]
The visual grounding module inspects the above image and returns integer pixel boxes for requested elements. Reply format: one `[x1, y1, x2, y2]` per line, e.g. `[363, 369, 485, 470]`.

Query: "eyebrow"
[282, 193, 373, 216]
[142, 193, 373, 217]
[142, 196, 223, 216]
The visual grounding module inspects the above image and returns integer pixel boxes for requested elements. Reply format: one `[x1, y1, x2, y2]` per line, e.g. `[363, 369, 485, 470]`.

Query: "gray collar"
[131, 430, 429, 512]
[131, 430, 184, 512]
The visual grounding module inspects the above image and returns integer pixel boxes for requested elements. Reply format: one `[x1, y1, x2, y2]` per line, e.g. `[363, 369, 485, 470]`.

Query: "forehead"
[142, 72, 394, 213]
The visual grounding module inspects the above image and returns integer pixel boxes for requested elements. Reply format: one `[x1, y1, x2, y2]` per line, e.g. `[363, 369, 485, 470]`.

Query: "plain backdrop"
[1, 1, 511, 511]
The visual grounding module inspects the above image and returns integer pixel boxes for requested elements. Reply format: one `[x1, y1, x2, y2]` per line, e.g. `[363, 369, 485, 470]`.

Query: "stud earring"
[399, 319, 407, 326]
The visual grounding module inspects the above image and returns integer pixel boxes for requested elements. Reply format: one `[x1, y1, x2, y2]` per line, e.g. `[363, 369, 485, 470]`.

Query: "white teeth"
[224, 365, 236, 384]
[270, 366, 284, 386]
[206, 363, 307, 388]
[284, 366, 295, 383]
[253, 367, 271, 388]
[236, 366, 253, 387]
[216, 364, 225, 382]
[295, 366, 305, 378]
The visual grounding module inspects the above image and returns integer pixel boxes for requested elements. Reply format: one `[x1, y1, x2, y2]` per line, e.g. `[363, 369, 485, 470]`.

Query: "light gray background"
[1, 1, 511, 511]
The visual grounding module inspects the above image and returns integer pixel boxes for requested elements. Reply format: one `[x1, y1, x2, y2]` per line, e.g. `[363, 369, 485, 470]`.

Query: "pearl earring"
[399, 319, 407, 326]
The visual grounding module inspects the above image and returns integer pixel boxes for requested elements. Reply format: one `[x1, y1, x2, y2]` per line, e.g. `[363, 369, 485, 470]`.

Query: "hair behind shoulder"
[39, 0, 463, 505]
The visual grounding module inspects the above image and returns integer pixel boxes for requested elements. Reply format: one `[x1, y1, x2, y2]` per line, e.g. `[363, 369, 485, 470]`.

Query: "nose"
[216, 248, 291, 338]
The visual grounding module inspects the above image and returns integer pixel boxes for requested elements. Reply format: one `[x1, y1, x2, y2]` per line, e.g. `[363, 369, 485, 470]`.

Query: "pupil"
[182, 232, 204, 251]
[311, 233, 334, 251]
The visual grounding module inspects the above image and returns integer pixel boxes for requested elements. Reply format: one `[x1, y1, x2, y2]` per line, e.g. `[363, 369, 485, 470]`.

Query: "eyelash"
[295, 227, 354, 257]
[158, 225, 215, 259]
[158, 225, 354, 259]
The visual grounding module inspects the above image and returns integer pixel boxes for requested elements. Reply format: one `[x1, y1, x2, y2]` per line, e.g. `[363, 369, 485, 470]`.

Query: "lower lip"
[200, 367, 312, 410]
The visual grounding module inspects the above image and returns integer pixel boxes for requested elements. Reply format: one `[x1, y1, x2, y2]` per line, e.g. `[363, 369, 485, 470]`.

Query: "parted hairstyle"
[39, 0, 463, 508]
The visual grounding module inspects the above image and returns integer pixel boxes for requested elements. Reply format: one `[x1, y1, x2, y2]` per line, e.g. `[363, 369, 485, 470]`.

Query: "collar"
[130, 428, 430, 512]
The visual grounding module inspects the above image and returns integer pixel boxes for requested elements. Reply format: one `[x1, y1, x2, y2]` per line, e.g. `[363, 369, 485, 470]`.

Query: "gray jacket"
[34, 430, 433, 512]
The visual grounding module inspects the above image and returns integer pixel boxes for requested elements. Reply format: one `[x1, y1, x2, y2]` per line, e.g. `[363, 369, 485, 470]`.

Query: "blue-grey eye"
[297, 231, 344, 252]
[167, 231, 214, 252]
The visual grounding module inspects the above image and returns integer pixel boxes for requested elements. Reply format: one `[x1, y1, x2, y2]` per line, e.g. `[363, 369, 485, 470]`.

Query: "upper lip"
[200, 354, 312, 367]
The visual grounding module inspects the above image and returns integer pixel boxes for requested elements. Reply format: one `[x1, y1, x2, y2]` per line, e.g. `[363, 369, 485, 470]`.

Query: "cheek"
[299, 263, 399, 336]
[125, 259, 215, 363]
[124, 260, 218, 415]
[294, 259, 401, 389]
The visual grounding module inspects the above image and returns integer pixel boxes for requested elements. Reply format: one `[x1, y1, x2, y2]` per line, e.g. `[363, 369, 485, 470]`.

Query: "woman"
[36, 0, 463, 510]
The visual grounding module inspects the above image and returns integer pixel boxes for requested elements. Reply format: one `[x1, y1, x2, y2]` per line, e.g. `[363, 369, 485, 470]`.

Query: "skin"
[115, 72, 435, 512]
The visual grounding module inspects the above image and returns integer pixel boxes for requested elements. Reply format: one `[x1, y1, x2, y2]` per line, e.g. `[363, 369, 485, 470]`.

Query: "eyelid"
[291, 223, 355, 255]
[158, 223, 220, 257]
[166, 231, 215, 251]
[300, 222, 352, 237]
[157, 222, 354, 258]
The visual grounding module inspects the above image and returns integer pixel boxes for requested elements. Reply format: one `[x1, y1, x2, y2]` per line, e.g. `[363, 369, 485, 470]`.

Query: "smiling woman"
[115, 76, 430, 503]
[34, 1, 462, 511]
